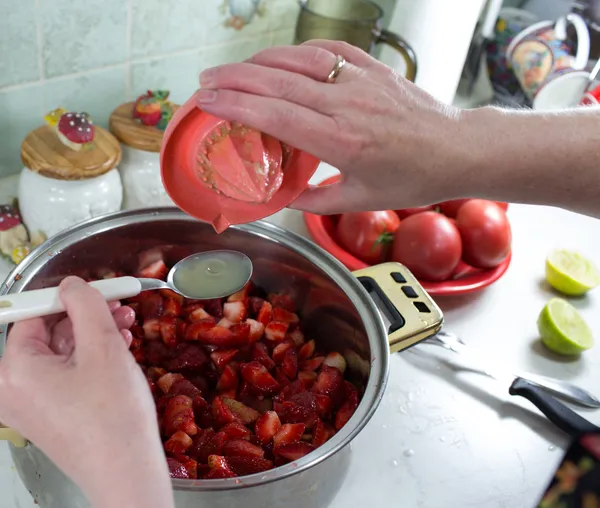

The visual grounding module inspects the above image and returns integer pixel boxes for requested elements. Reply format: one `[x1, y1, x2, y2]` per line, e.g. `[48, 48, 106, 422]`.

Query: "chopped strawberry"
[312, 366, 345, 409]
[227, 456, 274, 476]
[163, 297, 182, 318]
[145, 340, 170, 366]
[223, 439, 265, 458]
[211, 396, 238, 427]
[240, 362, 280, 394]
[248, 297, 266, 315]
[255, 411, 282, 444]
[217, 317, 234, 329]
[187, 325, 246, 348]
[217, 364, 239, 392]
[227, 285, 250, 303]
[139, 292, 164, 320]
[159, 289, 184, 305]
[159, 316, 178, 348]
[281, 349, 298, 380]
[288, 329, 305, 346]
[256, 301, 273, 327]
[203, 299, 224, 319]
[246, 319, 265, 343]
[314, 394, 333, 419]
[138, 259, 169, 280]
[297, 370, 318, 387]
[223, 301, 247, 323]
[272, 342, 294, 364]
[167, 458, 190, 479]
[335, 385, 359, 430]
[169, 379, 207, 412]
[205, 456, 237, 479]
[147, 367, 168, 382]
[251, 343, 276, 370]
[157, 373, 185, 394]
[273, 423, 305, 447]
[275, 400, 317, 428]
[210, 349, 239, 371]
[274, 442, 315, 462]
[298, 340, 315, 360]
[268, 293, 296, 312]
[272, 307, 299, 324]
[188, 428, 215, 461]
[185, 319, 218, 340]
[275, 368, 292, 387]
[170, 454, 198, 479]
[264, 321, 289, 342]
[300, 356, 324, 372]
[323, 352, 347, 373]
[163, 395, 198, 436]
[312, 419, 330, 447]
[164, 430, 193, 455]
[230, 322, 250, 345]
[275, 379, 305, 403]
[220, 422, 252, 440]
[165, 343, 208, 372]
[185, 305, 212, 323]
[222, 398, 260, 425]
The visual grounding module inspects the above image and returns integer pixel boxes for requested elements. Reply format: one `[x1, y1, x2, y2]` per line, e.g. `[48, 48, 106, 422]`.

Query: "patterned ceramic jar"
[19, 109, 123, 240]
[109, 91, 178, 209]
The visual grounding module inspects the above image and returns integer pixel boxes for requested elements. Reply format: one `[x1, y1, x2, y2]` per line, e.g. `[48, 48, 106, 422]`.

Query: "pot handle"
[353, 262, 444, 353]
[0, 424, 26, 447]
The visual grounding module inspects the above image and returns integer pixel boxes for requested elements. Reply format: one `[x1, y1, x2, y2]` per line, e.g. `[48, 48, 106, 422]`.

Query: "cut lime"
[545, 249, 600, 296]
[537, 298, 594, 356]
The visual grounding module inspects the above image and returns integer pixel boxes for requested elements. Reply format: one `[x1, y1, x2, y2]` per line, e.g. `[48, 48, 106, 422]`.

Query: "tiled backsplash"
[0, 0, 300, 178]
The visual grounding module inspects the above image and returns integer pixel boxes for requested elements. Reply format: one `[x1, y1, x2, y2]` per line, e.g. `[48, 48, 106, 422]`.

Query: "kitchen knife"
[422, 331, 600, 409]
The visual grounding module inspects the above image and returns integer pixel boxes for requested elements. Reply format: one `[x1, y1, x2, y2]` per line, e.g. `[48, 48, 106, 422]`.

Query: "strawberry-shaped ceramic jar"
[18, 108, 123, 239]
[109, 90, 178, 209]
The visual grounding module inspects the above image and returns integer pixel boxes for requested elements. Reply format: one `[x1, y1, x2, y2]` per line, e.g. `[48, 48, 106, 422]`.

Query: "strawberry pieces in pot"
[121, 262, 363, 480]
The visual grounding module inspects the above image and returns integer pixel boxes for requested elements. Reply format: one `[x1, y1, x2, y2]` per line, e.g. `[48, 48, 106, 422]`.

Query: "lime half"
[537, 298, 594, 356]
[545, 249, 600, 296]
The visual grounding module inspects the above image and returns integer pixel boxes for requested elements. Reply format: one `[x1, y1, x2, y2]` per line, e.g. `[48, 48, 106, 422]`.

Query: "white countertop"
[1, 164, 600, 508]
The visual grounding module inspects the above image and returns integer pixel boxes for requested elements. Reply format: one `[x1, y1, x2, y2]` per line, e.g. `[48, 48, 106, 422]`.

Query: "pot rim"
[1, 208, 390, 491]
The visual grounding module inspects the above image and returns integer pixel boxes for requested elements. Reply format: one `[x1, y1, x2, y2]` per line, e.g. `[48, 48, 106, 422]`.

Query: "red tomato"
[336, 211, 401, 264]
[395, 206, 433, 219]
[455, 199, 512, 269]
[391, 211, 462, 281]
[437, 199, 509, 218]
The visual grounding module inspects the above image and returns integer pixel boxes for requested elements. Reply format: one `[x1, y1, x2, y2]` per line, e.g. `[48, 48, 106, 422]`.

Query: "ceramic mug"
[580, 82, 600, 105]
[486, 7, 540, 95]
[506, 13, 590, 105]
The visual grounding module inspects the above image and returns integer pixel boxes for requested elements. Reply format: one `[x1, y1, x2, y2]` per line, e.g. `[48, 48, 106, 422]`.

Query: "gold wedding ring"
[326, 55, 347, 84]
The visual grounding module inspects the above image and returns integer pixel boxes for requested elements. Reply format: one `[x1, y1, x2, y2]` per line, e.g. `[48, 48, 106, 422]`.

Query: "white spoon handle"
[0, 277, 142, 325]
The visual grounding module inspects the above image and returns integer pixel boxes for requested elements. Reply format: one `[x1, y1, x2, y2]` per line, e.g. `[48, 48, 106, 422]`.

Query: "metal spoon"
[0, 250, 253, 325]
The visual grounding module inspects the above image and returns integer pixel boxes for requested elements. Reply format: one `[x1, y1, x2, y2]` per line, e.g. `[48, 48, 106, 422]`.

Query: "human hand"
[197, 40, 477, 214]
[0, 277, 173, 508]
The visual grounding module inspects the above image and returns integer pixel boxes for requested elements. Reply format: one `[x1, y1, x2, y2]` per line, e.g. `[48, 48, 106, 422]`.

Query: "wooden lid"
[109, 102, 180, 152]
[20, 125, 122, 180]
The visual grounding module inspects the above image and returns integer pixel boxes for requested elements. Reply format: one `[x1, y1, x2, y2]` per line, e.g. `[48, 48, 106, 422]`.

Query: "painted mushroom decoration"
[132, 90, 174, 131]
[0, 204, 44, 264]
[44, 108, 95, 151]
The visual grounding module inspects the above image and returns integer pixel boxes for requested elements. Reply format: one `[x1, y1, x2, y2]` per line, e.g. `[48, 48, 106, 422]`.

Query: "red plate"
[302, 175, 512, 296]
[161, 90, 320, 233]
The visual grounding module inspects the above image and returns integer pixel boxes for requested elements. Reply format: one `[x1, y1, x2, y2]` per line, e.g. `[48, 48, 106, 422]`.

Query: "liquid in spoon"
[172, 251, 252, 299]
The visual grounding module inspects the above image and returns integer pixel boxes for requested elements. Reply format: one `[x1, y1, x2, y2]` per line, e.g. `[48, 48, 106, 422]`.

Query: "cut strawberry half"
[205, 455, 237, 479]
[272, 307, 299, 324]
[240, 362, 280, 394]
[216, 364, 239, 392]
[251, 342, 276, 370]
[298, 340, 315, 360]
[164, 430, 193, 455]
[138, 259, 169, 280]
[167, 458, 191, 479]
[210, 349, 239, 371]
[220, 422, 252, 441]
[273, 423, 305, 447]
[159, 316, 178, 348]
[223, 301, 247, 323]
[223, 439, 265, 458]
[222, 398, 260, 425]
[255, 411, 282, 445]
[312, 366, 345, 409]
[139, 292, 164, 320]
[264, 321, 289, 342]
[226, 456, 274, 476]
[274, 442, 315, 462]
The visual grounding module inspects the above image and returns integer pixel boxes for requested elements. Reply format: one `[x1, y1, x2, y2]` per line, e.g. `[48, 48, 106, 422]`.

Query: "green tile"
[201, 0, 272, 45]
[0, 84, 44, 177]
[131, 52, 204, 105]
[39, 0, 128, 78]
[131, 0, 206, 58]
[199, 34, 274, 69]
[0, 0, 39, 88]
[42, 67, 127, 128]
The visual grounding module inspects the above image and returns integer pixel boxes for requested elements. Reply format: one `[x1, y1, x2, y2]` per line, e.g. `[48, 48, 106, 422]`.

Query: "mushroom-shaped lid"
[109, 90, 179, 152]
[21, 108, 122, 180]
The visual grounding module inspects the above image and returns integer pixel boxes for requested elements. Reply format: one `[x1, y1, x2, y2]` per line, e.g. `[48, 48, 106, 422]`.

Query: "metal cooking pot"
[0, 208, 443, 508]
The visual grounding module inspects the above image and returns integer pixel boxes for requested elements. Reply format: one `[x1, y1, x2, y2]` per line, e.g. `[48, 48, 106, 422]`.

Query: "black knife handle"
[509, 378, 600, 438]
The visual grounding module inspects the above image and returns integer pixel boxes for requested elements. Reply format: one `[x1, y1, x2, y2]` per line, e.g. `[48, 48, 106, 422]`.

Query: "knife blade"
[422, 331, 600, 409]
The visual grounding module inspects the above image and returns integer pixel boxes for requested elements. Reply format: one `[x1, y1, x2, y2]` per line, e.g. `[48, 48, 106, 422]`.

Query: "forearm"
[459, 106, 600, 217]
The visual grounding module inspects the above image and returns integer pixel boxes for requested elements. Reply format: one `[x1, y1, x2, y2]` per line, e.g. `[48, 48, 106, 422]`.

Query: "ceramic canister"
[19, 109, 123, 240]
[109, 91, 178, 210]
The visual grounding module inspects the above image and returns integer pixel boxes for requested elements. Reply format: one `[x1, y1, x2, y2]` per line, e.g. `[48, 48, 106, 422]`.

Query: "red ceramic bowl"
[302, 176, 512, 296]
[161, 90, 320, 233]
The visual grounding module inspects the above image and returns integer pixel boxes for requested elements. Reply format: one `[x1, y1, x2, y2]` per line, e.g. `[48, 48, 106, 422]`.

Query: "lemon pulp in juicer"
[173, 251, 251, 299]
